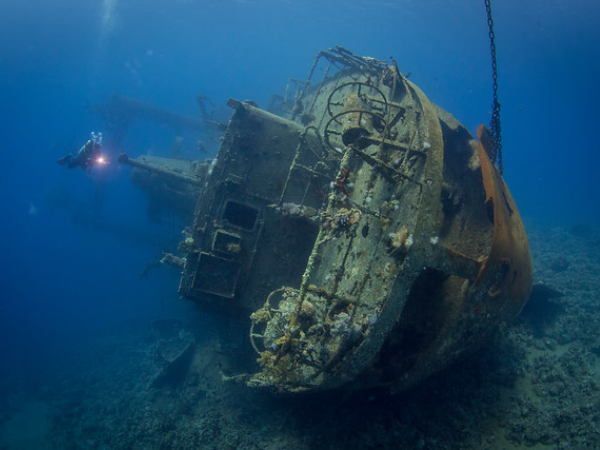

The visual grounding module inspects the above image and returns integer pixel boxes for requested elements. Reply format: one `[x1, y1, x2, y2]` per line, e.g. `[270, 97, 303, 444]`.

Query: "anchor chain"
[485, 0, 503, 174]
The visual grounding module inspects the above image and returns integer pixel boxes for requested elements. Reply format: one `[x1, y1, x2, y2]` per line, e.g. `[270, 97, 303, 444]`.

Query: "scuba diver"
[57, 132, 106, 170]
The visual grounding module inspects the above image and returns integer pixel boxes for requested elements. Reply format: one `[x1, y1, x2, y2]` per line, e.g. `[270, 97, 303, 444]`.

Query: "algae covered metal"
[122, 46, 533, 393]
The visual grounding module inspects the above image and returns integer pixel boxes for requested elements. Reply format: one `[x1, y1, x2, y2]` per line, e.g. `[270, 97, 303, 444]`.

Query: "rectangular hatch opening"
[223, 200, 259, 231]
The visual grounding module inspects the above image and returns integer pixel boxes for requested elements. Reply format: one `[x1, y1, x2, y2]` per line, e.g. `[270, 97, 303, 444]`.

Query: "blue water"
[1, 0, 599, 446]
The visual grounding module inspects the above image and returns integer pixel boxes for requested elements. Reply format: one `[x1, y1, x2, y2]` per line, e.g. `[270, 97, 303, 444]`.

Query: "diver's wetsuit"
[57, 139, 101, 170]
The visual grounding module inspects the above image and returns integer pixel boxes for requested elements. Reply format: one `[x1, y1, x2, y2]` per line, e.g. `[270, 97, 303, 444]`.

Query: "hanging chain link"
[485, 0, 503, 174]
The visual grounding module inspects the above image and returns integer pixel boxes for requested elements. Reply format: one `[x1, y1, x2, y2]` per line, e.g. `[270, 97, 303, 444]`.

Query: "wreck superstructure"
[119, 46, 532, 393]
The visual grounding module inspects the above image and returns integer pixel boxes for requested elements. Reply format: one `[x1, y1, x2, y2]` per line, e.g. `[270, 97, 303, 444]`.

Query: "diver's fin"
[57, 154, 72, 165]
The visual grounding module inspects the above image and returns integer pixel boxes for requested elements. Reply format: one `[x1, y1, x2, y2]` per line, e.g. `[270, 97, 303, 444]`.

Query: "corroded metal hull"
[125, 47, 533, 393]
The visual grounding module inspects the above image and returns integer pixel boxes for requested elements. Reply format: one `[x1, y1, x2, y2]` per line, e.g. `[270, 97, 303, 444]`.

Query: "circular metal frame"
[326, 82, 389, 124]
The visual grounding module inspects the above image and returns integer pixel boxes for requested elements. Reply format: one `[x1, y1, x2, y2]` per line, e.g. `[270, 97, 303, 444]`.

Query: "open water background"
[0, 0, 599, 447]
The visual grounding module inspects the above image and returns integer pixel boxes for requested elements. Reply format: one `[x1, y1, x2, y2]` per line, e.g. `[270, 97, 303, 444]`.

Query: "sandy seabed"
[1, 223, 599, 450]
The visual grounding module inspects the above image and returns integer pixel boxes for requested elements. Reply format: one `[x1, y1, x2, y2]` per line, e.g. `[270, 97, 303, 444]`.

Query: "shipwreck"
[115, 46, 533, 393]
